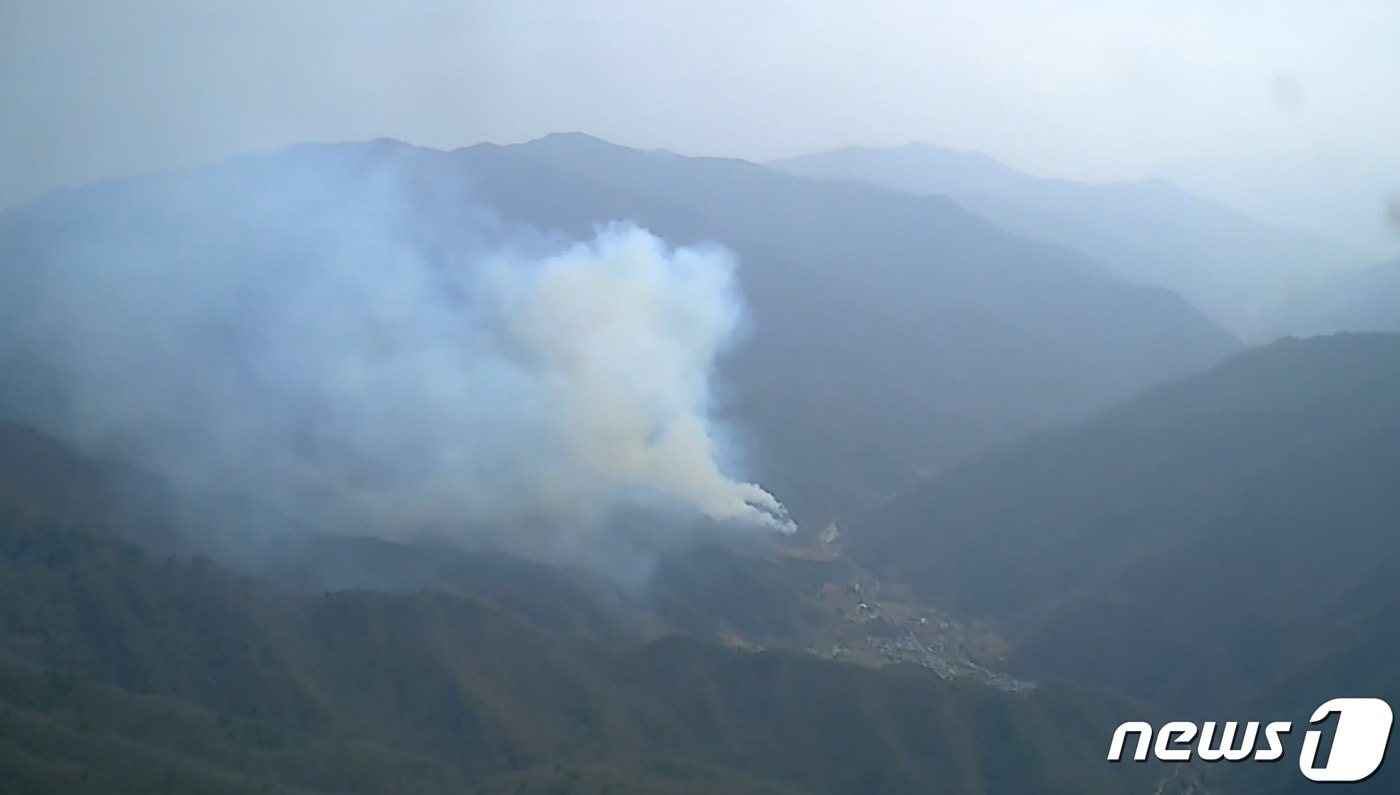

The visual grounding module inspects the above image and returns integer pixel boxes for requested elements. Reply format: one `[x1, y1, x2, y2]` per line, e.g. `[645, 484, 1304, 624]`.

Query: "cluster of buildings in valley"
[762, 522, 1034, 692]
[806, 574, 1035, 693]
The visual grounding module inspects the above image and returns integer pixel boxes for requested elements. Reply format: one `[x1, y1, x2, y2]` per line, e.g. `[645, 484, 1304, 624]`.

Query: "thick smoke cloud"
[0, 148, 794, 562]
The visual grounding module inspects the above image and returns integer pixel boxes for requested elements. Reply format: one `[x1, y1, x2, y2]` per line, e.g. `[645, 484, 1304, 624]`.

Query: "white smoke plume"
[0, 146, 794, 563]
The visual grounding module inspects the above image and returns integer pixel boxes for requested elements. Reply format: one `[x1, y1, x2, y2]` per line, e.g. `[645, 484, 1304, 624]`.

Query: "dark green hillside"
[0, 426, 1181, 794]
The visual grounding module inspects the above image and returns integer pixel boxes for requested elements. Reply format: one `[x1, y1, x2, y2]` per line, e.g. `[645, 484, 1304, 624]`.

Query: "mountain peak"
[530, 130, 610, 145]
[519, 131, 635, 155]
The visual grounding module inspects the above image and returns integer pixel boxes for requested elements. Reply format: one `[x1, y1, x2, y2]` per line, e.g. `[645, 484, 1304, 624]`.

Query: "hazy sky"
[3, 0, 1398, 255]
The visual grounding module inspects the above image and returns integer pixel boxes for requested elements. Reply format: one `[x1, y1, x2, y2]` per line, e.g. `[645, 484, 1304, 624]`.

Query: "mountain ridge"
[0, 134, 1240, 532]
[845, 331, 1400, 757]
[772, 143, 1364, 338]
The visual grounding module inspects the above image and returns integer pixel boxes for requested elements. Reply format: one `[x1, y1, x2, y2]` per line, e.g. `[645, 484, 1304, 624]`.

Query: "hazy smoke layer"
[0, 151, 793, 557]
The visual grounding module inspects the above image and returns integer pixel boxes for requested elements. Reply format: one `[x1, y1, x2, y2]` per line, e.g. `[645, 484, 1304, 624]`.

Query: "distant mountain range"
[772, 143, 1367, 339]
